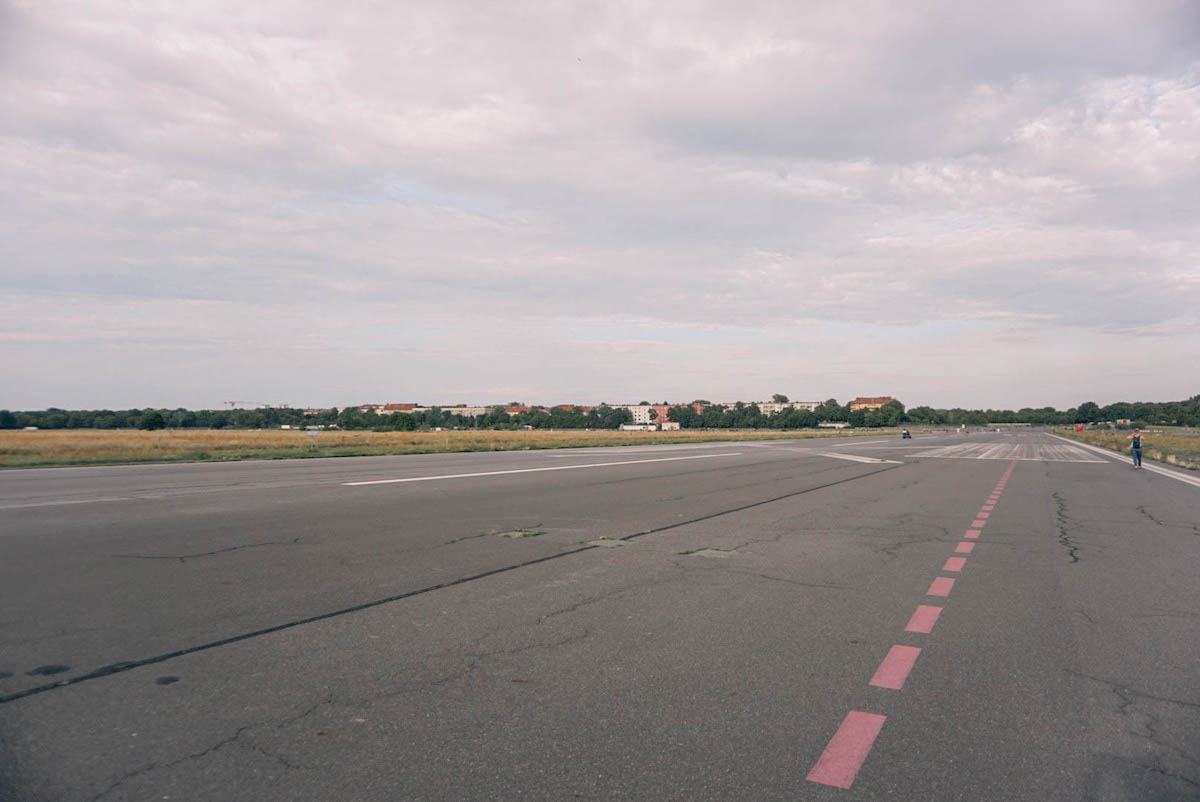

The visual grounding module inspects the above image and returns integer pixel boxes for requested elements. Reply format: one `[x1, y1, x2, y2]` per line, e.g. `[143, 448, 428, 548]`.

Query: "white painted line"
[0, 496, 135, 511]
[822, 438, 892, 448]
[541, 443, 747, 456]
[812, 452, 903, 464]
[342, 452, 743, 486]
[1050, 435, 1200, 489]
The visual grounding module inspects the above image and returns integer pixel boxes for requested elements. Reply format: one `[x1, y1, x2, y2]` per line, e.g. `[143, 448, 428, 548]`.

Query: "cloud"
[2, 0, 1199, 409]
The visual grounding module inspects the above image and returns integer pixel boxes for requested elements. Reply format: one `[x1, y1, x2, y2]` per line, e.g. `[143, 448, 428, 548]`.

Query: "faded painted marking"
[910, 443, 1103, 462]
[927, 577, 955, 596]
[806, 711, 887, 789]
[869, 646, 922, 690]
[905, 605, 942, 634]
[343, 453, 741, 486]
[812, 452, 903, 464]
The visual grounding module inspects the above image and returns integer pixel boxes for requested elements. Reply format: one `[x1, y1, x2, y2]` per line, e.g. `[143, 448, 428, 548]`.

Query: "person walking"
[1128, 429, 1145, 469]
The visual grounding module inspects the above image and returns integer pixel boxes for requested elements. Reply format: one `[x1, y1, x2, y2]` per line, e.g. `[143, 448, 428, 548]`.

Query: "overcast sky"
[2, 1, 1198, 410]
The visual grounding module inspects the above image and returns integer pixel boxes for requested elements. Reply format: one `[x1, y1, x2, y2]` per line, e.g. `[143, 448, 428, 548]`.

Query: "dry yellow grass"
[1060, 429, 1200, 470]
[0, 428, 893, 468]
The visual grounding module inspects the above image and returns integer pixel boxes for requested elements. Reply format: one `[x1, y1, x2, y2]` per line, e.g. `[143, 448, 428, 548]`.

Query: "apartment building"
[754, 400, 820, 415]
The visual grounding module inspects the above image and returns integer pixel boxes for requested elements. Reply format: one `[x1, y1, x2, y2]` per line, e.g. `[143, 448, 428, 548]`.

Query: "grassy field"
[1060, 428, 1200, 470]
[0, 428, 898, 468]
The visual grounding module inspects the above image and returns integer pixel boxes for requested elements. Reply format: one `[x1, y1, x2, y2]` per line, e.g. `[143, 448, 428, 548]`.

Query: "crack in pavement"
[88, 694, 339, 800]
[618, 464, 902, 544]
[112, 538, 301, 563]
[442, 532, 489, 546]
[2, 463, 902, 706]
[1052, 491, 1081, 564]
[870, 530, 947, 561]
[88, 723, 255, 801]
[331, 628, 595, 713]
[0, 546, 600, 707]
[710, 566, 848, 591]
[1067, 669, 1200, 712]
[534, 570, 690, 626]
[1101, 754, 1200, 793]
[1066, 670, 1200, 789]
[1067, 608, 1100, 627]
[1137, 505, 1165, 526]
[446, 522, 547, 545]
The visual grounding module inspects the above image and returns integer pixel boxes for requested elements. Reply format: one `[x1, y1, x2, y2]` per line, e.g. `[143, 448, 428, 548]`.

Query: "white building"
[617, 405, 670, 424]
[413, 406, 491, 417]
[754, 401, 821, 415]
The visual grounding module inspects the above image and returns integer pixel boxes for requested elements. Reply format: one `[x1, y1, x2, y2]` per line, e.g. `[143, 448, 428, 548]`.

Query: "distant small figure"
[1128, 429, 1144, 469]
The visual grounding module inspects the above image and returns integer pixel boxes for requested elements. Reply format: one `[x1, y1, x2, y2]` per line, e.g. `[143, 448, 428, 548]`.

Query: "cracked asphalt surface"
[1, 431, 1198, 800]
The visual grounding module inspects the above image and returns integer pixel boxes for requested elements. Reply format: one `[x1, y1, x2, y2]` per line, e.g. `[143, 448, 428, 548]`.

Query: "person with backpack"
[1128, 429, 1145, 469]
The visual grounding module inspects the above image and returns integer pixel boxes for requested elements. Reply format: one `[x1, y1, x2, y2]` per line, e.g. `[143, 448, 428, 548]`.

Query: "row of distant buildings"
[339, 397, 896, 425]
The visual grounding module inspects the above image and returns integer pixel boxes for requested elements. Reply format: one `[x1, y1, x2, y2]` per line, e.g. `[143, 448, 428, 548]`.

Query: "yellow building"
[849, 396, 896, 411]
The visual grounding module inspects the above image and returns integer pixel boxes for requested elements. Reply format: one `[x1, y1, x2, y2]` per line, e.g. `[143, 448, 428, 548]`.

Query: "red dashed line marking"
[807, 457, 1019, 789]
[942, 556, 967, 572]
[905, 605, 943, 633]
[869, 645, 922, 690]
[927, 577, 955, 596]
[806, 711, 888, 788]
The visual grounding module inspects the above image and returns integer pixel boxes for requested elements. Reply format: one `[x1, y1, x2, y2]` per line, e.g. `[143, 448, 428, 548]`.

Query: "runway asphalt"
[1, 430, 1198, 800]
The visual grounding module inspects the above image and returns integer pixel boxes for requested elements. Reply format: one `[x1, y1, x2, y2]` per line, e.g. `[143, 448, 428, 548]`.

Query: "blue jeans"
[1132, 447, 1142, 467]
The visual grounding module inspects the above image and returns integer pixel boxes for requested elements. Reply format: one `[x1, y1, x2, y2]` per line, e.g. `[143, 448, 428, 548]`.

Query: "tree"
[1075, 401, 1101, 424]
[0, 410, 16, 429]
[772, 394, 789, 403]
[138, 410, 166, 430]
[907, 406, 940, 424]
[338, 407, 367, 429]
[668, 405, 699, 428]
[880, 399, 905, 427]
[879, 404, 903, 427]
[817, 398, 847, 422]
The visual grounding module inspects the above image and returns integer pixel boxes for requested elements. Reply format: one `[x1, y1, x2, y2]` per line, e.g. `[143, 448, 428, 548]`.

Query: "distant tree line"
[337, 405, 635, 431]
[0, 407, 340, 431]
[1, 395, 1196, 431]
[901, 395, 1200, 428]
[667, 398, 907, 429]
